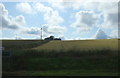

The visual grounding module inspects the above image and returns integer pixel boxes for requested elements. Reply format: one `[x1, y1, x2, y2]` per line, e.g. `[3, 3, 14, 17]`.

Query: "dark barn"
[44, 36, 61, 40]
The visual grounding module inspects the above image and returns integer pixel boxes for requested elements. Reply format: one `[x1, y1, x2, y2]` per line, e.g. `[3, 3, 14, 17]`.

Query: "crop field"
[2, 39, 119, 76]
[33, 39, 118, 51]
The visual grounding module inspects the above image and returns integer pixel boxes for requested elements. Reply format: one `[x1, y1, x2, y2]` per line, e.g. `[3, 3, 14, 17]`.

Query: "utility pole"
[16, 34, 17, 40]
[41, 27, 42, 40]
[40, 25, 45, 40]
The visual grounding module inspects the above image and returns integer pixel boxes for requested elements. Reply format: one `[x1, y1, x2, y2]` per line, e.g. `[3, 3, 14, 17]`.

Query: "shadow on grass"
[2, 49, 118, 73]
[2, 40, 50, 50]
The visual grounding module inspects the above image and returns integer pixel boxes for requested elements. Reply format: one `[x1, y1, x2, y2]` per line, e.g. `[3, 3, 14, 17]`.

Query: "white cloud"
[44, 10, 63, 25]
[28, 3, 66, 36]
[1, 37, 15, 40]
[2, 1, 118, 40]
[47, 0, 118, 11]
[47, 0, 85, 10]
[83, 2, 118, 29]
[2, 3, 65, 39]
[99, 3, 118, 29]
[15, 36, 22, 40]
[48, 0, 118, 28]
[13, 15, 26, 26]
[0, 3, 8, 15]
[34, 3, 64, 25]
[47, 25, 66, 34]
[42, 24, 67, 37]
[0, 3, 26, 30]
[16, 3, 34, 14]
[110, 30, 118, 38]
[2, 15, 19, 29]
[34, 3, 52, 13]
[48, 0, 65, 10]
[22, 27, 41, 35]
[16, 2, 64, 25]
[71, 11, 100, 33]
[21, 24, 67, 38]
[49, 1, 118, 29]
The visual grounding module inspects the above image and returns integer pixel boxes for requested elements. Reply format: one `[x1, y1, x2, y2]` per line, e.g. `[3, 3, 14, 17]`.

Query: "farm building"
[44, 36, 61, 40]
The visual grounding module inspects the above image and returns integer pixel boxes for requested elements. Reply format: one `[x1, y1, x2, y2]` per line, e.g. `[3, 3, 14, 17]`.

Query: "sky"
[0, 0, 119, 40]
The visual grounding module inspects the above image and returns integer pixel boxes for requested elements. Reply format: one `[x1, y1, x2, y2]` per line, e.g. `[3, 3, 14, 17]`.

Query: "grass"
[2, 39, 119, 76]
[2, 40, 49, 50]
[3, 70, 119, 76]
[2, 49, 118, 76]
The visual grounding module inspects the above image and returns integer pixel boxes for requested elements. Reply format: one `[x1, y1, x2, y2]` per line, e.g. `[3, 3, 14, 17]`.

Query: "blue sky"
[0, 0, 118, 40]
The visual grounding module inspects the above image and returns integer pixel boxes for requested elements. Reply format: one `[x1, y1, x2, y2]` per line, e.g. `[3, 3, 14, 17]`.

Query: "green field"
[2, 39, 119, 76]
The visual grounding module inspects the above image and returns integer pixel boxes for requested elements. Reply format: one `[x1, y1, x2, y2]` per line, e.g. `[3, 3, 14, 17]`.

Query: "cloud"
[2, 3, 65, 39]
[34, 3, 64, 25]
[2, 1, 118, 40]
[47, 0, 65, 10]
[47, 0, 86, 10]
[48, 0, 81, 11]
[13, 15, 26, 25]
[41, 24, 67, 37]
[22, 27, 41, 35]
[16, 3, 64, 25]
[83, 2, 118, 29]
[49, 1, 118, 29]
[110, 30, 118, 38]
[0, 3, 26, 30]
[48, 0, 118, 29]
[0, 3, 8, 15]
[47, 25, 66, 34]
[21, 24, 67, 38]
[71, 11, 100, 33]
[15, 36, 22, 40]
[1, 16, 19, 29]
[16, 3, 34, 14]
[103, 12, 118, 29]
[47, 0, 118, 11]
[94, 29, 110, 39]
[15, 2, 65, 38]
[99, 3, 118, 29]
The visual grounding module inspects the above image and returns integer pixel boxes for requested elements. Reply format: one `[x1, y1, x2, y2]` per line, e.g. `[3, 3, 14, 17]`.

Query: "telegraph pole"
[41, 25, 45, 40]
[41, 25, 43, 40]
[16, 34, 17, 40]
